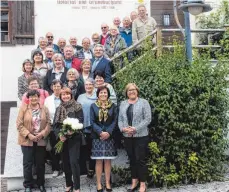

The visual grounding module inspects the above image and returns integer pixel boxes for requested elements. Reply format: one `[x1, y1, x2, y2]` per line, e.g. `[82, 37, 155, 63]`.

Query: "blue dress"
[90, 102, 117, 159]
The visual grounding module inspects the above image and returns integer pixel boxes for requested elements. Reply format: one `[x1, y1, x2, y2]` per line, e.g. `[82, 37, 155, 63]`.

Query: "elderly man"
[75, 37, 93, 60]
[69, 36, 82, 54]
[120, 16, 132, 47]
[44, 46, 54, 68]
[45, 32, 59, 53]
[90, 44, 112, 83]
[99, 23, 110, 45]
[132, 4, 157, 44]
[57, 38, 66, 56]
[113, 16, 122, 31]
[64, 45, 82, 72]
[91, 33, 100, 50]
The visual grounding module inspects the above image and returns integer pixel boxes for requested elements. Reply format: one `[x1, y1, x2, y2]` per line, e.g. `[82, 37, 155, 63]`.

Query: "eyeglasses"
[101, 27, 107, 29]
[29, 83, 38, 85]
[47, 36, 53, 39]
[128, 89, 136, 92]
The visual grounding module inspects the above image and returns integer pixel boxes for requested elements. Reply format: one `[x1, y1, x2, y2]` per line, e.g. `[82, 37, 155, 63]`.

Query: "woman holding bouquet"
[53, 87, 84, 192]
[90, 86, 117, 192]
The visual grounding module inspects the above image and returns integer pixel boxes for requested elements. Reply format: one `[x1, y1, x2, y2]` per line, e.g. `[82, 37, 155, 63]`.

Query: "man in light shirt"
[132, 4, 157, 45]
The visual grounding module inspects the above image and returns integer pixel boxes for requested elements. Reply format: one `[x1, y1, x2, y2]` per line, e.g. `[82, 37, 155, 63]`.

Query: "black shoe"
[97, 185, 104, 192]
[24, 187, 32, 192]
[65, 186, 73, 192]
[87, 170, 95, 178]
[127, 182, 140, 192]
[38, 185, 46, 192]
[106, 187, 112, 192]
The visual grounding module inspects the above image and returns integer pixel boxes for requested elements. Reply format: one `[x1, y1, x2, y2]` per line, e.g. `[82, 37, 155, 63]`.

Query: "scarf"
[95, 99, 113, 122]
[54, 99, 82, 124]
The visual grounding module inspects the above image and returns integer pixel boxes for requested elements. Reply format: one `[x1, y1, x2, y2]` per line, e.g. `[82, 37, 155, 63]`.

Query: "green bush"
[113, 43, 229, 187]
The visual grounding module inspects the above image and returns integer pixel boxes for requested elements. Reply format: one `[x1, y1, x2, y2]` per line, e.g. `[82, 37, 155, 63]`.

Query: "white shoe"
[52, 171, 59, 177]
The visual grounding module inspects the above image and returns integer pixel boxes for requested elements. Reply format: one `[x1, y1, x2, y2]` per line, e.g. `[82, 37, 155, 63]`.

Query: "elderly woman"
[90, 86, 117, 192]
[77, 78, 97, 178]
[22, 76, 49, 106]
[79, 59, 92, 83]
[118, 83, 152, 192]
[94, 70, 117, 104]
[31, 37, 48, 59]
[18, 59, 40, 100]
[44, 79, 63, 177]
[17, 89, 50, 192]
[104, 25, 127, 58]
[64, 68, 85, 100]
[32, 49, 49, 88]
[53, 87, 83, 192]
[44, 53, 68, 94]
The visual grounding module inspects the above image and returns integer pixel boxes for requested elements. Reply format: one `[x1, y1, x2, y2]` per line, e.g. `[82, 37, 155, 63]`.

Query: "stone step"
[4, 107, 128, 191]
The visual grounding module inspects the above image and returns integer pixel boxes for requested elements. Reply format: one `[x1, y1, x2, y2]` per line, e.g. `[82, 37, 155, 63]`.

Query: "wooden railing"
[110, 26, 228, 76]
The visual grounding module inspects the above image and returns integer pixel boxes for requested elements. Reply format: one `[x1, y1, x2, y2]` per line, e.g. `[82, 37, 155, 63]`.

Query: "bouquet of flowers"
[55, 117, 83, 153]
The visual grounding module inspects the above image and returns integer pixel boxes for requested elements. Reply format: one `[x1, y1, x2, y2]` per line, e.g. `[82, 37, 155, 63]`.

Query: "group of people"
[16, 4, 155, 192]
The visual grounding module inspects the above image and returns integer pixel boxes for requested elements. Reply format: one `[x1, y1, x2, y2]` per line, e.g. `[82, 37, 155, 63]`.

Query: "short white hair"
[38, 37, 48, 44]
[93, 44, 105, 53]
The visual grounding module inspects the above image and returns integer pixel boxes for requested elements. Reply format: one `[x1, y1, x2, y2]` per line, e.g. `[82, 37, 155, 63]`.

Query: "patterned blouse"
[32, 108, 41, 134]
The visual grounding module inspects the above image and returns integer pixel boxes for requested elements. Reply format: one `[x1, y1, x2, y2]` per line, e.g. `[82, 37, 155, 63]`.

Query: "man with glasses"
[99, 23, 110, 45]
[90, 44, 112, 83]
[45, 32, 59, 53]
[91, 33, 100, 50]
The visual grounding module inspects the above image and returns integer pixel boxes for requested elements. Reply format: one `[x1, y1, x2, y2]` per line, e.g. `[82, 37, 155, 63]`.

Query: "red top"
[22, 89, 49, 106]
[72, 57, 82, 73]
[100, 35, 108, 45]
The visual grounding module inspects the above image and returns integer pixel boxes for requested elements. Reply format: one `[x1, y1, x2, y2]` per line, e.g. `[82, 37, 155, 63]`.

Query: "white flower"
[72, 123, 83, 130]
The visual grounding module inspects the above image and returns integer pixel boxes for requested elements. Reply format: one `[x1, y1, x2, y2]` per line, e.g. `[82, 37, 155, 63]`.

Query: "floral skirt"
[91, 138, 117, 160]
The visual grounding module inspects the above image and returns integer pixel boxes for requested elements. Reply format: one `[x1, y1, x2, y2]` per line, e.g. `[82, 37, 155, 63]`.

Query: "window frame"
[163, 13, 171, 27]
[0, 0, 13, 46]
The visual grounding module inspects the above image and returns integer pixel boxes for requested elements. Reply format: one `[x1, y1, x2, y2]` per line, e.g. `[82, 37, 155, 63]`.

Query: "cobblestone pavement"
[3, 180, 229, 192]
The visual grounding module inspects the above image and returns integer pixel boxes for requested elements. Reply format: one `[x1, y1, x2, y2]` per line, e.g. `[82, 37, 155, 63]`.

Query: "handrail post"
[156, 27, 162, 57]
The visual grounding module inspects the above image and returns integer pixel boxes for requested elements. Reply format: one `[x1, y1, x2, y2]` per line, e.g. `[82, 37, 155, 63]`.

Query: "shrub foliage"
[113, 44, 229, 187]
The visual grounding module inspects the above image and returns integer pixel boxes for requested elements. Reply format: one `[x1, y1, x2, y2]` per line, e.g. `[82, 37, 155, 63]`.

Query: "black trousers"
[21, 143, 46, 188]
[124, 136, 149, 182]
[49, 131, 61, 171]
[85, 133, 95, 171]
[62, 134, 81, 190]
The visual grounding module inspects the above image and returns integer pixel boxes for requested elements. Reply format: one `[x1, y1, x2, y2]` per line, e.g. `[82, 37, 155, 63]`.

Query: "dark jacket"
[75, 49, 94, 61]
[63, 79, 85, 101]
[53, 102, 84, 139]
[90, 57, 112, 83]
[44, 67, 68, 94]
[90, 103, 117, 139]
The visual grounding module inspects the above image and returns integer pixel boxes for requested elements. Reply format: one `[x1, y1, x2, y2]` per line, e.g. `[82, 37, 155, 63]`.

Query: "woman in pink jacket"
[22, 76, 49, 106]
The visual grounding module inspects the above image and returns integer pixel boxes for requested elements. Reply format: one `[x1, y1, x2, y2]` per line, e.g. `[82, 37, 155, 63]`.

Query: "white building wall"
[0, 0, 150, 102]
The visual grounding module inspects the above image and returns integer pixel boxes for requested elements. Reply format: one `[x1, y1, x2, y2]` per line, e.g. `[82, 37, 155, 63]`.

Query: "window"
[1, 1, 10, 42]
[163, 14, 170, 26]
[0, 0, 35, 46]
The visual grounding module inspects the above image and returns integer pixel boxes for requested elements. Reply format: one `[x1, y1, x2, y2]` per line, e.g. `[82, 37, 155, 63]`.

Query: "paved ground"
[2, 178, 229, 192]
